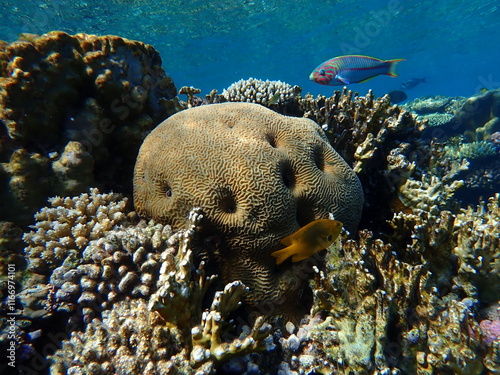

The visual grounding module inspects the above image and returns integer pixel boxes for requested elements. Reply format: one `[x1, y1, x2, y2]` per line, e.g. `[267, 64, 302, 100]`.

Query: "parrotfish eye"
[327, 234, 333, 241]
[319, 69, 326, 76]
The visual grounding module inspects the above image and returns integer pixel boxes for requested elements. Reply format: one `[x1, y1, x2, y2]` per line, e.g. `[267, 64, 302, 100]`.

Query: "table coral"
[134, 102, 363, 321]
[444, 140, 498, 160]
[403, 95, 464, 115]
[0, 31, 178, 224]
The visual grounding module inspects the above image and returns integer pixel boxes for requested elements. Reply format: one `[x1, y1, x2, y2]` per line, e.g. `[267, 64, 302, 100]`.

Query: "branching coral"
[272, 194, 499, 374]
[452, 194, 500, 303]
[398, 174, 464, 214]
[294, 88, 427, 230]
[444, 140, 498, 160]
[23, 188, 129, 275]
[49, 207, 271, 374]
[221, 77, 301, 107]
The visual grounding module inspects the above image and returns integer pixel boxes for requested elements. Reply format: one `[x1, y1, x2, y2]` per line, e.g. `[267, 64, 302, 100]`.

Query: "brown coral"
[296, 88, 426, 231]
[134, 102, 363, 319]
[0, 31, 178, 224]
[454, 88, 500, 142]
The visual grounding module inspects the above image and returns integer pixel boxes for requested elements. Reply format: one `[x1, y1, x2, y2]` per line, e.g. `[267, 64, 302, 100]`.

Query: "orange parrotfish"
[309, 55, 405, 86]
[271, 219, 343, 265]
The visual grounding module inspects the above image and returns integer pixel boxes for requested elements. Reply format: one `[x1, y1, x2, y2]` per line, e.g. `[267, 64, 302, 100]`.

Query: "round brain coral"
[134, 102, 363, 318]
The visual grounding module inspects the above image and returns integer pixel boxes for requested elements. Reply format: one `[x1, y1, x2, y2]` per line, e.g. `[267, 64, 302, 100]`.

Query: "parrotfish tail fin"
[271, 244, 301, 265]
[386, 59, 406, 77]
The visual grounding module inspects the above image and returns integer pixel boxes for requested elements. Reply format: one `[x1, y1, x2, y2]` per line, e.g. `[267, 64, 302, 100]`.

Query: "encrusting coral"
[134, 101, 363, 320]
[0, 31, 178, 224]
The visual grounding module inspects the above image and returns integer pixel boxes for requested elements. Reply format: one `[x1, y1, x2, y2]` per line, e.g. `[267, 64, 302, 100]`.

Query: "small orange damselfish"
[271, 219, 343, 265]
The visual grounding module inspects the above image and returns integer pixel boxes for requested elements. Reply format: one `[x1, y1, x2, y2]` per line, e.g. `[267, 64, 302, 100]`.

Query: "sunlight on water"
[1, 0, 500, 101]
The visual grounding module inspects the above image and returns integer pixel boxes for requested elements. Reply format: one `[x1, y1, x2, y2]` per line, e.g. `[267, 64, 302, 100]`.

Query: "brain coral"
[134, 102, 363, 318]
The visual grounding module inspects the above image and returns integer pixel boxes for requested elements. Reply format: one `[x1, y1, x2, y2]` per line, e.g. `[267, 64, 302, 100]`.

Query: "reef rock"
[0, 31, 178, 224]
[134, 102, 363, 319]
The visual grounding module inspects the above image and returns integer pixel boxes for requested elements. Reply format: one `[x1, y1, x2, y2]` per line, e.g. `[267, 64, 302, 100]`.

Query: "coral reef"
[444, 140, 498, 160]
[398, 173, 465, 214]
[452, 195, 500, 304]
[418, 112, 455, 128]
[6, 192, 273, 374]
[49, 209, 272, 374]
[23, 189, 130, 276]
[134, 102, 363, 320]
[403, 95, 464, 115]
[295, 88, 426, 229]
[0, 221, 24, 273]
[272, 194, 499, 374]
[0, 31, 178, 224]
[2, 43, 500, 374]
[405, 90, 500, 143]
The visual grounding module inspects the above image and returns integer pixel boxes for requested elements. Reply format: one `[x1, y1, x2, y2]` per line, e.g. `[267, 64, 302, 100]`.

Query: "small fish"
[387, 90, 408, 104]
[271, 219, 343, 265]
[268, 92, 280, 105]
[401, 78, 427, 90]
[309, 55, 405, 86]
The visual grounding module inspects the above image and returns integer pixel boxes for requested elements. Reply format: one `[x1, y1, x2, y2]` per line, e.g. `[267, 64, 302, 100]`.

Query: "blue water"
[1, 0, 500, 100]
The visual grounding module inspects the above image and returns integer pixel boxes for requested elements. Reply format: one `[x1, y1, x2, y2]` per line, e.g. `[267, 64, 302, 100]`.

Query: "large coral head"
[133, 102, 363, 319]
